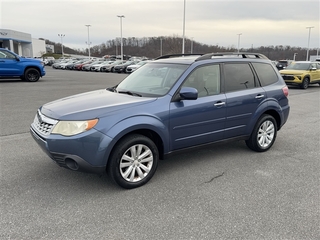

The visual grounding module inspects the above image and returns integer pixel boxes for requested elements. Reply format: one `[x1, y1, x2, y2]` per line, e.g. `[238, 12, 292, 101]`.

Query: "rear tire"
[246, 114, 277, 152]
[107, 134, 159, 189]
[25, 68, 40, 82]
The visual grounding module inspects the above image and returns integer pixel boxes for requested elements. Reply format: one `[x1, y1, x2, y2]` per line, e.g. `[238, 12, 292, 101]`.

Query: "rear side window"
[223, 63, 255, 92]
[252, 62, 278, 86]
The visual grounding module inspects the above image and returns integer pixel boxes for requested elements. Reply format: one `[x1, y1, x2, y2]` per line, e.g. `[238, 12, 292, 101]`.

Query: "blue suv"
[0, 48, 46, 82]
[30, 52, 290, 189]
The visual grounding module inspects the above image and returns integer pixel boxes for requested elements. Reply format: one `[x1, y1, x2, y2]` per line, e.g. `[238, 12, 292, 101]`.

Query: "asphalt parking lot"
[1, 68, 319, 239]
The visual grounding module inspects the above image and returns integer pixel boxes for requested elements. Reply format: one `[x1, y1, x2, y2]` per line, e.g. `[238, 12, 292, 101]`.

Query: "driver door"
[169, 64, 226, 150]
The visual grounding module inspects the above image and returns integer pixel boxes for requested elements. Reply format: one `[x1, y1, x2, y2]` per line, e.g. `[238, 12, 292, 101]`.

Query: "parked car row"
[51, 58, 150, 73]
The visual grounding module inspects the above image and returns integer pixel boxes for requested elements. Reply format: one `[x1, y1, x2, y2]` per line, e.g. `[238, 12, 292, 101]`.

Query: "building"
[0, 29, 46, 58]
[310, 55, 320, 61]
[46, 44, 55, 53]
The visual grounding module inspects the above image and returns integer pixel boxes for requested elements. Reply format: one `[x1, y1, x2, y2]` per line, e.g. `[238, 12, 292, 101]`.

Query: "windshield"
[116, 63, 189, 97]
[286, 62, 311, 70]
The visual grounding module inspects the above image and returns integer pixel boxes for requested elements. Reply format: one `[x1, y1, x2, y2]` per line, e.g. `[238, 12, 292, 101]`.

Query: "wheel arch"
[24, 66, 42, 75]
[303, 74, 311, 80]
[246, 103, 282, 135]
[262, 109, 281, 130]
[102, 116, 168, 169]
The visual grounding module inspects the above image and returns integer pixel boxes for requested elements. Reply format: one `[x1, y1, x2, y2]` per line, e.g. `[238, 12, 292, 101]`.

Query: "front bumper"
[30, 126, 111, 174]
[281, 75, 302, 85]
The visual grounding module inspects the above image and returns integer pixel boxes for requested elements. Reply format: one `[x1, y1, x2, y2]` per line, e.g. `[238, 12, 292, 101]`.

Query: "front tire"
[107, 134, 159, 189]
[24, 68, 40, 82]
[300, 77, 309, 89]
[246, 114, 277, 152]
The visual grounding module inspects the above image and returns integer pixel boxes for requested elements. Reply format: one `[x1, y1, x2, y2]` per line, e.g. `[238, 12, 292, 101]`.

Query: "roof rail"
[155, 53, 203, 60]
[195, 52, 269, 61]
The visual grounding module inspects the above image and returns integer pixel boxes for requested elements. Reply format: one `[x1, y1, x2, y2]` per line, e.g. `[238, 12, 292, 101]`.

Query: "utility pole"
[306, 26, 314, 61]
[58, 34, 65, 57]
[85, 25, 91, 59]
[117, 15, 125, 61]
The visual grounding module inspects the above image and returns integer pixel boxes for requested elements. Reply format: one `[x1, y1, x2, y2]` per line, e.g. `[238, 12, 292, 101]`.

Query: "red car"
[73, 60, 93, 70]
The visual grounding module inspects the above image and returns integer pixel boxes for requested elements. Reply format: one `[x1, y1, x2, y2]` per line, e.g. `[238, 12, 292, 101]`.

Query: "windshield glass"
[116, 63, 189, 97]
[286, 62, 311, 70]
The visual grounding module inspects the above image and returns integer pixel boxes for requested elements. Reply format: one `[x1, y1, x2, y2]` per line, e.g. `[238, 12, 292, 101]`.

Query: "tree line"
[43, 36, 319, 61]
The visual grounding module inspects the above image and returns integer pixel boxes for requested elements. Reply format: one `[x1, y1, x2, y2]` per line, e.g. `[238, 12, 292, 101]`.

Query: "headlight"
[51, 119, 98, 136]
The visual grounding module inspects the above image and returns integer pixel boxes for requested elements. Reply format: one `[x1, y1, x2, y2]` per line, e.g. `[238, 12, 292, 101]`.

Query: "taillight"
[282, 86, 289, 97]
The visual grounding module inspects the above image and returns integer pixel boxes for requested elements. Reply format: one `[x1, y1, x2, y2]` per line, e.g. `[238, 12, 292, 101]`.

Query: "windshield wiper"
[118, 91, 142, 97]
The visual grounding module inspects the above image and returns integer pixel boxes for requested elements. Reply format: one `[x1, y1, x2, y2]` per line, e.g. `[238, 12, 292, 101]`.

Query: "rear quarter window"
[252, 62, 278, 86]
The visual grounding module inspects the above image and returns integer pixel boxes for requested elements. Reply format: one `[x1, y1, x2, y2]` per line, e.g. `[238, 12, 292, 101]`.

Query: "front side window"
[310, 63, 317, 69]
[0, 50, 16, 59]
[181, 64, 220, 97]
[116, 63, 188, 97]
[224, 63, 255, 92]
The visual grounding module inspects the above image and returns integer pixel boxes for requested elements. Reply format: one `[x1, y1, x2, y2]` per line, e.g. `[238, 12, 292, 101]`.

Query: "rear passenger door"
[222, 62, 266, 138]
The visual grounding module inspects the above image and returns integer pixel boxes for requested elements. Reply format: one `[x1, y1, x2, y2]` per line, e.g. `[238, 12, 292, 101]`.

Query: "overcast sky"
[1, 0, 319, 50]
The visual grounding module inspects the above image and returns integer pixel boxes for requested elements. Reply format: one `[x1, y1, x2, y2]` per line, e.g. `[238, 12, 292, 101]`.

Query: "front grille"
[282, 75, 294, 80]
[32, 110, 58, 136]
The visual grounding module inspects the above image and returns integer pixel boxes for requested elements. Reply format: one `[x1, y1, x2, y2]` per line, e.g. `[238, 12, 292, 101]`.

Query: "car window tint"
[224, 63, 255, 92]
[182, 64, 220, 97]
[252, 62, 278, 86]
[0, 50, 15, 59]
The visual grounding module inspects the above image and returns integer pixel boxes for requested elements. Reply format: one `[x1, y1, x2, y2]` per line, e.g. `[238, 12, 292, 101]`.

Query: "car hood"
[20, 57, 43, 64]
[41, 89, 156, 120]
[280, 69, 306, 75]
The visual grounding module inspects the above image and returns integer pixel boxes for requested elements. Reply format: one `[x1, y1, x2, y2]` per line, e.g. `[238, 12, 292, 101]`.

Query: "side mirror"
[179, 87, 198, 100]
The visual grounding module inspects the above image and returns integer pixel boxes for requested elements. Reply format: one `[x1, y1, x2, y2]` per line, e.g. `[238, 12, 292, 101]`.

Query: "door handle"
[255, 94, 264, 99]
[214, 101, 225, 106]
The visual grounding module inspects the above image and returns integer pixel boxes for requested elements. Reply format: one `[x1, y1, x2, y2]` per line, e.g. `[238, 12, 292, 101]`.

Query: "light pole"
[237, 33, 242, 53]
[85, 24, 91, 59]
[306, 26, 314, 61]
[182, 0, 186, 54]
[58, 34, 65, 57]
[160, 38, 163, 56]
[190, 37, 193, 54]
[117, 15, 125, 61]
